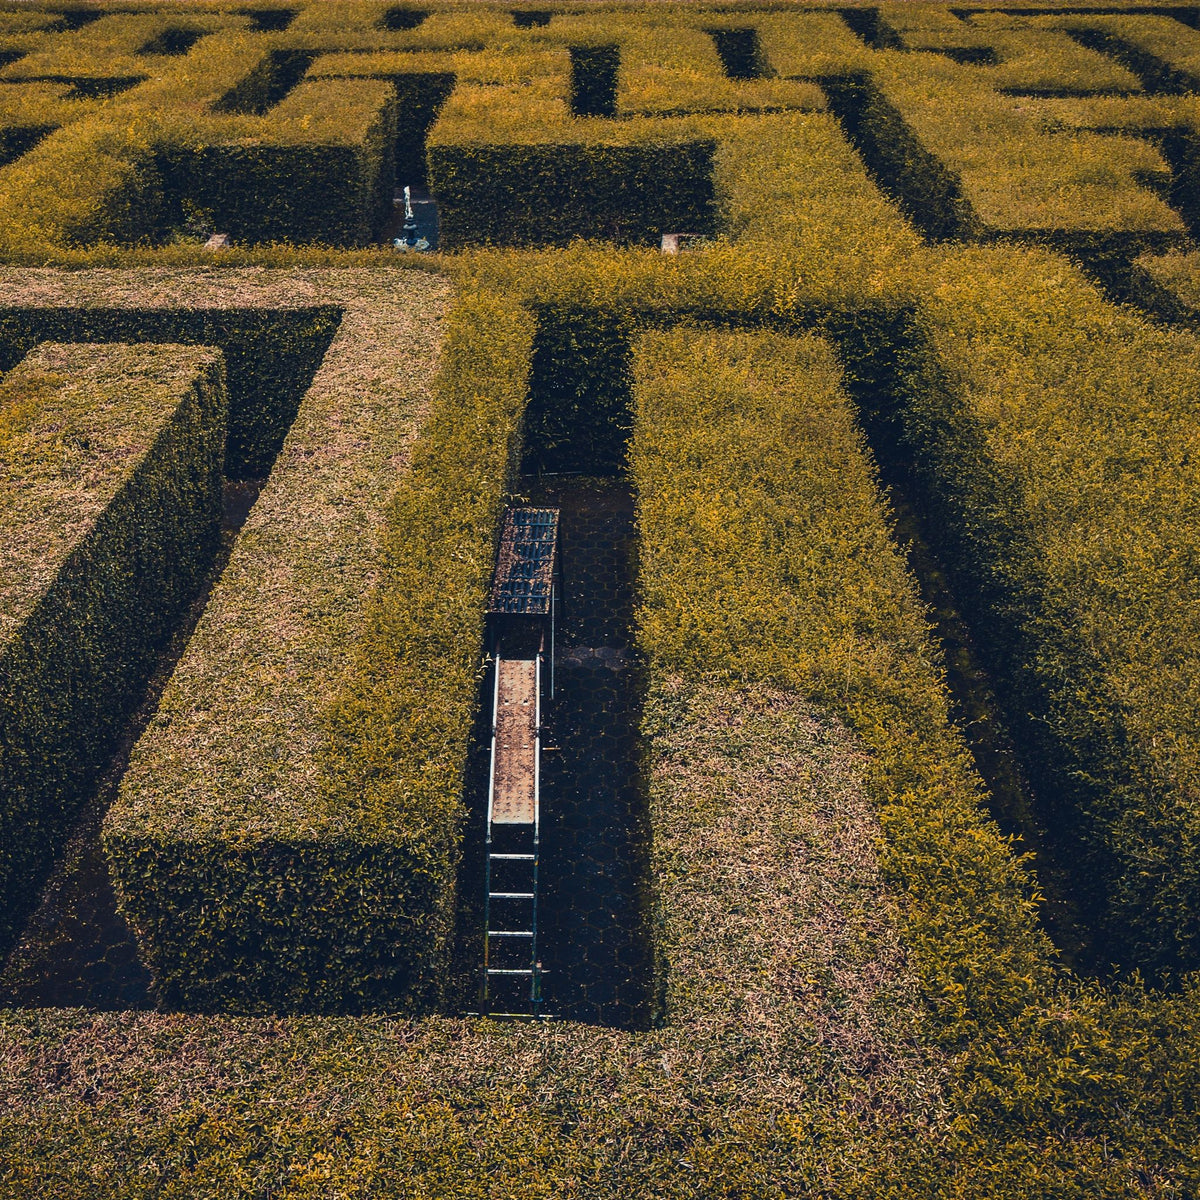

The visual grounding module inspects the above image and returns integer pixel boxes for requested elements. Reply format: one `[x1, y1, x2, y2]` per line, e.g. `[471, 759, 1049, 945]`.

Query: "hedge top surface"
[0, 339, 223, 646]
[76, 268, 455, 843]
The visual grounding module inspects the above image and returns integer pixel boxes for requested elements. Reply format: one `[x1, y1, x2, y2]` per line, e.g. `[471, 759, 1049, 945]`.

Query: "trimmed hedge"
[162, 78, 398, 246]
[849, 52, 1181, 243]
[3, 257, 1200, 1190]
[211, 47, 314, 114]
[0, 119, 167, 249]
[422, 11, 846, 250]
[756, 10, 871, 77]
[0, 22, 402, 253]
[430, 139, 715, 248]
[880, 6, 1142, 95]
[0, 25, 265, 254]
[708, 106, 922, 274]
[1136, 245, 1200, 314]
[0, 122, 55, 168]
[4, 3, 1200, 1189]
[819, 71, 976, 241]
[1057, 13, 1200, 94]
[630, 319, 1061, 1019]
[629, 320, 1200, 1186]
[102, 268, 461, 1015]
[971, 12, 1141, 97]
[611, 17, 824, 117]
[0, 340, 226, 956]
[875, 4, 999, 59]
[312, 287, 533, 1008]
[895, 243, 1200, 974]
[306, 55, 455, 184]
[0, 304, 340, 477]
[0, 80, 86, 169]
[0, 12, 233, 85]
[0, 0, 1185, 264]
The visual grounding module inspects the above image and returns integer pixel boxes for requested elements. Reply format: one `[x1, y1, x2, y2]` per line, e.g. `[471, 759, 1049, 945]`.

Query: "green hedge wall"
[0, 305, 340, 477]
[5, 122, 170, 249]
[164, 80, 398, 247]
[0, 341, 226, 956]
[1055, 13, 1200, 95]
[857, 49, 1183, 248]
[569, 43, 619, 117]
[520, 303, 633, 475]
[429, 140, 716, 248]
[894, 245, 1200, 974]
[394, 71, 454, 184]
[163, 143, 387, 246]
[631, 318, 1051, 1007]
[102, 271, 478, 1015]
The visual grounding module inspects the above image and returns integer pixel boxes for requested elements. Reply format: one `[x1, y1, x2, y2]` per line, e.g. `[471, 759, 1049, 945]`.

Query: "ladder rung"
[488, 930, 533, 937]
[490, 892, 534, 899]
[487, 968, 535, 975]
[490, 853, 535, 861]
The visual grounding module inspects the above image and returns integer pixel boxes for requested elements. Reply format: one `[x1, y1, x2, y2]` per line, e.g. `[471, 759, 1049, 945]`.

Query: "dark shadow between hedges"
[0, 480, 263, 1010]
[450, 306, 655, 1029]
[0, 306, 339, 476]
[827, 305, 1146, 977]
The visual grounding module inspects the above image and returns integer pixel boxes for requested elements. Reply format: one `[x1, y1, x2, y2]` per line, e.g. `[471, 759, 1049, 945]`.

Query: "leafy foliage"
[0, 341, 226, 956]
[4, 1, 1200, 1192]
[97, 269, 454, 1015]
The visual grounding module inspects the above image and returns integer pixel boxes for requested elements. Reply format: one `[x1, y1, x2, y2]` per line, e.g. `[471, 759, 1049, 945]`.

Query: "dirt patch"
[646, 677, 943, 1109]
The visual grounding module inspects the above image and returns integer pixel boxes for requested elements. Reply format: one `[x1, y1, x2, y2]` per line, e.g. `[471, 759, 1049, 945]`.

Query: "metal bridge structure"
[480, 506, 559, 1017]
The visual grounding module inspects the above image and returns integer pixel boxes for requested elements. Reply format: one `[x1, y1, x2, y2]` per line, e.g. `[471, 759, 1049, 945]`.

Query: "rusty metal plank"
[491, 657, 537, 824]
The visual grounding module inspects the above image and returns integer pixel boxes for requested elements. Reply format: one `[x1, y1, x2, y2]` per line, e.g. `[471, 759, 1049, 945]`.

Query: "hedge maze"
[6, 1, 1200, 1195]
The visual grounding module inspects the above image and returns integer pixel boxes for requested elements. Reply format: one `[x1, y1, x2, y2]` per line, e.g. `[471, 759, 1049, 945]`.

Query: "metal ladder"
[481, 650, 544, 1017]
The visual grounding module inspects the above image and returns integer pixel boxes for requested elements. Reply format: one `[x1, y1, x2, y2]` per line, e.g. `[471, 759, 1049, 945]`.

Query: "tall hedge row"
[429, 140, 716, 249]
[628, 321, 1200, 1189]
[211, 47, 314, 114]
[0, 341, 226, 956]
[0, 2, 1192, 260]
[856, 49, 1184, 246]
[895, 244, 1200, 974]
[102, 271, 473, 1015]
[0, 304, 339, 476]
[4, 258, 1200, 1190]
[304, 55, 459, 181]
[0, 25, 406, 253]
[163, 79, 399, 246]
[631, 324, 1052, 1027]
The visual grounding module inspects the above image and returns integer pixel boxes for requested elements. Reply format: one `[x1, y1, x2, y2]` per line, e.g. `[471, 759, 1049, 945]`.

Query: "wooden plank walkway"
[491, 657, 538, 825]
